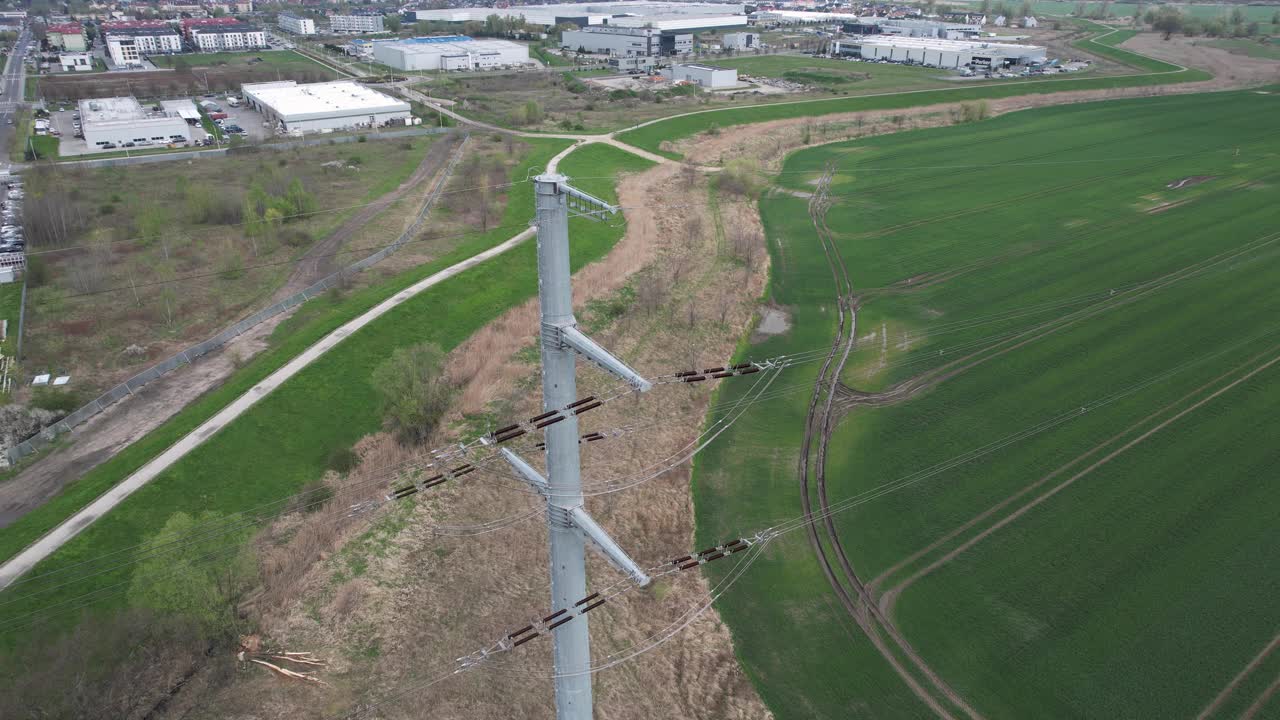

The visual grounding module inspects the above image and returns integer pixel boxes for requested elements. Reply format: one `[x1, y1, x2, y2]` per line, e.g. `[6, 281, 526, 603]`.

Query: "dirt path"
[875, 348, 1280, 621]
[1198, 630, 1280, 720]
[272, 133, 461, 299]
[796, 168, 981, 720]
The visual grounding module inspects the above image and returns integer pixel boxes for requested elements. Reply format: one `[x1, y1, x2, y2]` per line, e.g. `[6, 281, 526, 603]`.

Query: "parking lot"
[46, 97, 272, 156]
[1, 178, 25, 259]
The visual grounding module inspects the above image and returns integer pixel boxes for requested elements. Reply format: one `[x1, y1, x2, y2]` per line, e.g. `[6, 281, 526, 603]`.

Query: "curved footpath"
[0, 26, 1217, 587]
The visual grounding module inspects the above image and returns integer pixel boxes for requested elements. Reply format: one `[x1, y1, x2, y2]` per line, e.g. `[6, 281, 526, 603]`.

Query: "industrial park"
[0, 1, 1277, 719]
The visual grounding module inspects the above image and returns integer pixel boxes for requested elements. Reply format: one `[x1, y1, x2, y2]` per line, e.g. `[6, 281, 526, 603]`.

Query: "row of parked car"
[2, 180, 24, 255]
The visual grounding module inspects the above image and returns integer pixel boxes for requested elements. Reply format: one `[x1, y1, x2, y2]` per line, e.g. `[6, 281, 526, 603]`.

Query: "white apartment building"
[329, 14, 384, 33]
[190, 24, 268, 51]
[59, 52, 94, 72]
[105, 28, 184, 67]
[278, 13, 316, 35]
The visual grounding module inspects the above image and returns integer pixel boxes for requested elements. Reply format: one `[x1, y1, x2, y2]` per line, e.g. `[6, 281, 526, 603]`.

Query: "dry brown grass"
[197, 152, 774, 719]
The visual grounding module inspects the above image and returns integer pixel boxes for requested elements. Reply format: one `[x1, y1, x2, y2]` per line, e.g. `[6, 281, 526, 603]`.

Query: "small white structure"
[1023, 16, 1039, 27]
[278, 13, 316, 36]
[833, 36, 1046, 68]
[59, 52, 94, 72]
[159, 98, 202, 124]
[242, 80, 412, 133]
[994, 15, 1008, 26]
[663, 63, 737, 89]
[330, 14, 385, 34]
[372, 36, 530, 71]
[31, 374, 49, 386]
[722, 32, 760, 50]
[78, 96, 194, 149]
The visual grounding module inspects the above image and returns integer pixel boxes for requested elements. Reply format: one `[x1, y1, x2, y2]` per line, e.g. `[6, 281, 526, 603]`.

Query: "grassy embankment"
[693, 89, 1280, 719]
[1204, 37, 1280, 61]
[0, 140, 654, 643]
[617, 23, 1210, 159]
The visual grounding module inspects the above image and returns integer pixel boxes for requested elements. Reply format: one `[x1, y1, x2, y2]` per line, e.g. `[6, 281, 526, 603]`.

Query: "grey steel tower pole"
[534, 173, 593, 720]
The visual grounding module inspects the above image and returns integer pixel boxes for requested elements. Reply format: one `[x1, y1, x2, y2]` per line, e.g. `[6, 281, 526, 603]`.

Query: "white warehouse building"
[78, 96, 193, 150]
[663, 63, 738, 89]
[242, 80, 412, 134]
[833, 36, 1046, 69]
[278, 13, 316, 35]
[372, 37, 529, 71]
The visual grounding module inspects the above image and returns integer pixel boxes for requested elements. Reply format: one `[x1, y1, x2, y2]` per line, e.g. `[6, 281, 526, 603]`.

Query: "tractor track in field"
[833, 229, 1280, 415]
[797, 166, 981, 720]
[872, 345, 1280, 623]
[1198, 629, 1280, 719]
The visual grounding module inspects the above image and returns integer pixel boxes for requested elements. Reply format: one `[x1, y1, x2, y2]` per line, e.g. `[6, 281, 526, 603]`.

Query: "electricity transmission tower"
[494, 173, 653, 720]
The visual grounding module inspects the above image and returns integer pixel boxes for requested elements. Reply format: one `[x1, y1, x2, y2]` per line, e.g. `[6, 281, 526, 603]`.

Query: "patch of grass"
[0, 139, 655, 646]
[694, 90, 1280, 719]
[1202, 37, 1280, 61]
[150, 50, 334, 74]
[618, 25, 1210, 158]
[0, 282, 21, 357]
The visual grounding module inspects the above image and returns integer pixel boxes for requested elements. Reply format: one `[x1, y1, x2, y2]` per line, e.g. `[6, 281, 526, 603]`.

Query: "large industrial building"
[329, 13, 385, 34]
[104, 27, 184, 67]
[833, 36, 1046, 68]
[278, 13, 316, 36]
[371, 36, 529, 71]
[78, 96, 193, 149]
[241, 80, 412, 134]
[410, 2, 747, 30]
[842, 18, 982, 39]
[561, 26, 691, 57]
[663, 63, 738, 88]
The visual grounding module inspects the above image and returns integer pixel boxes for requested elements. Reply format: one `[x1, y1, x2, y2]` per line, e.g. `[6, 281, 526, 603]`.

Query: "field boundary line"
[0, 223, 536, 590]
[877, 347, 1280, 619]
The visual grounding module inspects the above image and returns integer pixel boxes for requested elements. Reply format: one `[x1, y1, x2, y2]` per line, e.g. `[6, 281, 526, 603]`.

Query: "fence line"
[5, 132, 472, 465]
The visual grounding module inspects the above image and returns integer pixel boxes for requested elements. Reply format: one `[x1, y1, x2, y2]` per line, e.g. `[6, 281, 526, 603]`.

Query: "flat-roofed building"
[371, 36, 529, 71]
[59, 52, 94, 72]
[278, 13, 316, 35]
[105, 27, 184, 67]
[329, 13, 384, 34]
[190, 23, 268, 51]
[663, 63, 737, 88]
[722, 32, 759, 49]
[561, 26, 691, 57]
[832, 36, 1046, 68]
[78, 96, 193, 149]
[241, 80, 411, 133]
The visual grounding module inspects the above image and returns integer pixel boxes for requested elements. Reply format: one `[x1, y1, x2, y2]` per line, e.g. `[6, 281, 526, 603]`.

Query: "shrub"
[327, 446, 360, 474]
[372, 342, 455, 444]
[30, 387, 82, 413]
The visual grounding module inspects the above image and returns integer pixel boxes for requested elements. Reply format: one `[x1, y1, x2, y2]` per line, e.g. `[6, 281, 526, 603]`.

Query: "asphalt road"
[0, 27, 32, 169]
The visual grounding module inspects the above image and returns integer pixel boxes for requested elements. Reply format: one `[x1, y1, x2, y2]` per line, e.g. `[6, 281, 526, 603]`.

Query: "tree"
[1151, 8, 1184, 38]
[385, 14, 402, 32]
[1229, 7, 1246, 25]
[128, 511, 255, 640]
[373, 342, 455, 444]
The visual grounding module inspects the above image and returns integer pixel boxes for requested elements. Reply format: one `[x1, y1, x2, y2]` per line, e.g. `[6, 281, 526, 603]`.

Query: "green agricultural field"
[705, 55, 960, 94]
[0, 140, 651, 645]
[694, 89, 1280, 719]
[617, 24, 1208, 158]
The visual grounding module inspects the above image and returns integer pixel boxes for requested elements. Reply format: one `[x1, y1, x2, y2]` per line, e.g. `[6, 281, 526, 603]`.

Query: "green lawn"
[0, 282, 21, 358]
[150, 50, 334, 74]
[617, 24, 1210, 159]
[694, 89, 1280, 719]
[1018, 0, 1280, 22]
[0, 140, 653, 644]
[705, 55, 960, 94]
[1203, 37, 1280, 60]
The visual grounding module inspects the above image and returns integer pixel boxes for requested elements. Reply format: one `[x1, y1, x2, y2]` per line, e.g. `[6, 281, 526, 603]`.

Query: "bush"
[25, 255, 49, 287]
[372, 342, 455, 444]
[280, 227, 312, 247]
[30, 387, 82, 413]
[327, 446, 360, 474]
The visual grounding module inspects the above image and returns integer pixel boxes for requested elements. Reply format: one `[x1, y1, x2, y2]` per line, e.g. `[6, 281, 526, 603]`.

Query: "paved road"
[0, 27, 32, 168]
[0, 225, 536, 589]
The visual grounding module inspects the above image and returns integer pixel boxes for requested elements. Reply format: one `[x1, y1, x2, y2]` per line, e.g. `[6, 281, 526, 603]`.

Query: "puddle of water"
[756, 307, 791, 336]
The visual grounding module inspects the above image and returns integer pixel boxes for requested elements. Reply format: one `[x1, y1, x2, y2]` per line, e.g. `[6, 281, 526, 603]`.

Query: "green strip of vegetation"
[1071, 20, 1182, 73]
[617, 25, 1210, 158]
[0, 282, 21, 359]
[0, 140, 655, 642]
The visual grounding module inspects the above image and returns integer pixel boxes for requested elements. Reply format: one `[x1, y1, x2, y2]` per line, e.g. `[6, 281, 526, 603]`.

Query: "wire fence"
[5, 131, 472, 466]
